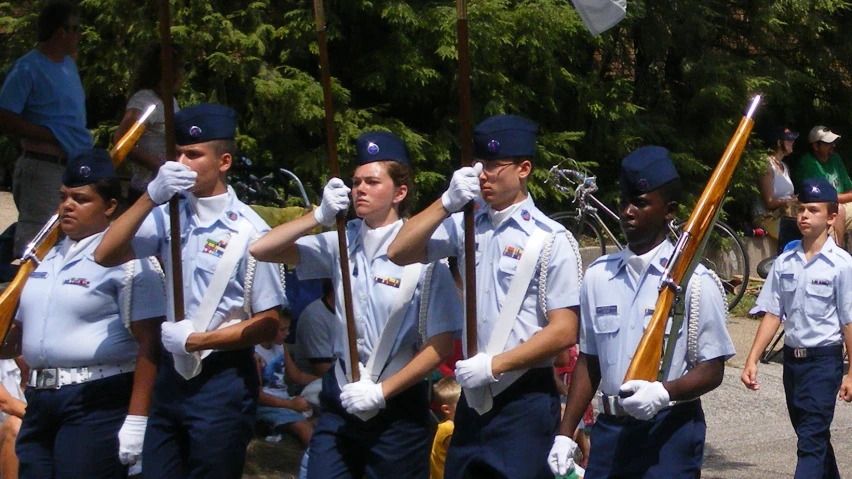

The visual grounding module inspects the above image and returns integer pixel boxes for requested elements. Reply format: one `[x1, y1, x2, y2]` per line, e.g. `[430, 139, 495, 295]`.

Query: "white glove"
[147, 162, 197, 204]
[547, 434, 578, 477]
[314, 178, 351, 227]
[160, 320, 196, 355]
[118, 415, 147, 466]
[618, 380, 671, 420]
[441, 163, 483, 213]
[340, 377, 386, 414]
[454, 352, 498, 389]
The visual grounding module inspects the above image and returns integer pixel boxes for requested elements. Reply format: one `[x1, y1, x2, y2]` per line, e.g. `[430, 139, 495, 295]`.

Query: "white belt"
[28, 360, 136, 389]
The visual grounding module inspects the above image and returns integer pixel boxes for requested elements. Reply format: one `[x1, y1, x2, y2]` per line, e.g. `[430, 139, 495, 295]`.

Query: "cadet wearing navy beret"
[550, 145, 734, 477]
[746, 176, 852, 478]
[387, 114, 582, 479]
[11, 146, 166, 476]
[94, 103, 286, 477]
[250, 128, 462, 478]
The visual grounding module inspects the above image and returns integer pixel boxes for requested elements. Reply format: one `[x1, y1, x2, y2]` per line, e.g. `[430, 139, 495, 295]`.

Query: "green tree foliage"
[1, 0, 851, 222]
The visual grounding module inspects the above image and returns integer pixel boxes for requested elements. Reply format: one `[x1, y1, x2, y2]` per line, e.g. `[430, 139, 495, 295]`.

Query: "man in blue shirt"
[0, 1, 92, 255]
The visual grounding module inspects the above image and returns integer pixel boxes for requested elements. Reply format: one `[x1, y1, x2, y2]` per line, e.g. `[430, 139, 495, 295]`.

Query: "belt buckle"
[36, 368, 60, 389]
[794, 348, 807, 359]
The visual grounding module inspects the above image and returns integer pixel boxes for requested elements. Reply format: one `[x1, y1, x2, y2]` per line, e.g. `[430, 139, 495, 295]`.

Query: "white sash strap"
[173, 218, 253, 380]
[465, 228, 550, 414]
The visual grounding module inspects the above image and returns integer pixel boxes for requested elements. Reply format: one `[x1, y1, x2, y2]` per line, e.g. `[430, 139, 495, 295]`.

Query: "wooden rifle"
[623, 96, 761, 382]
[0, 105, 158, 343]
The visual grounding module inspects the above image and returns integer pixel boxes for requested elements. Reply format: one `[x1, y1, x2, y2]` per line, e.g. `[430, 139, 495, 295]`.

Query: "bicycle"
[545, 164, 750, 311]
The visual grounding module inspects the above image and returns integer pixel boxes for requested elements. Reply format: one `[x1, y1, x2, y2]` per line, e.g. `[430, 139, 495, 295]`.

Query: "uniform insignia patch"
[203, 238, 228, 258]
[487, 139, 500, 153]
[227, 211, 238, 221]
[374, 276, 401, 288]
[29, 272, 47, 279]
[367, 142, 380, 155]
[503, 246, 523, 260]
[189, 125, 202, 138]
[660, 257, 668, 267]
[596, 305, 617, 315]
[644, 308, 655, 315]
[521, 210, 530, 221]
[79, 165, 90, 178]
[63, 277, 90, 287]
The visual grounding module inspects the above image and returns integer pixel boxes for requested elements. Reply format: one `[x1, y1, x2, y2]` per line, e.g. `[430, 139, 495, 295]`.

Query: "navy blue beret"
[356, 131, 409, 166]
[620, 146, 679, 197]
[175, 103, 237, 146]
[473, 114, 538, 160]
[798, 177, 838, 203]
[62, 148, 116, 188]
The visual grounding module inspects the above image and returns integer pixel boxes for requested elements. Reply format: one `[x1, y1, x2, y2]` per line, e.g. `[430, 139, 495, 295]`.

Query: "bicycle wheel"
[549, 212, 607, 266]
[674, 220, 749, 311]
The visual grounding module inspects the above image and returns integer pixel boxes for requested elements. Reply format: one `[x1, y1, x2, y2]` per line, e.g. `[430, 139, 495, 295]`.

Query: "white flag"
[571, 0, 626, 36]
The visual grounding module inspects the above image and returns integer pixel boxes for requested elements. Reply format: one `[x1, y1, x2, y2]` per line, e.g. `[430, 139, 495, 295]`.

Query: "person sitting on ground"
[292, 279, 336, 384]
[255, 310, 317, 446]
[754, 127, 800, 251]
[430, 376, 460, 479]
[791, 126, 852, 243]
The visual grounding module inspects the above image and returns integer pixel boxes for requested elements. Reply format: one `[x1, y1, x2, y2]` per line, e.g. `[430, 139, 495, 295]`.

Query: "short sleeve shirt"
[755, 236, 852, 348]
[792, 152, 852, 194]
[293, 298, 336, 372]
[579, 240, 736, 396]
[17, 232, 166, 368]
[0, 49, 92, 154]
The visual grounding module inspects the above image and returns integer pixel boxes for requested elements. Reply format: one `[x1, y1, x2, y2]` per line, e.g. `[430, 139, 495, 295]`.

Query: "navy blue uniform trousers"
[783, 346, 843, 479]
[142, 349, 258, 479]
[445, 368, 560, 479]
[585, 400, 705, 479]
[306, 366, 431, 479]
[16, 372, 133, 479]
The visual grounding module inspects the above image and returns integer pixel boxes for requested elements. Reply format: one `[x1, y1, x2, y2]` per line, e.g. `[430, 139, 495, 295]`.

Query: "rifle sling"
[658, 287, 686, 381]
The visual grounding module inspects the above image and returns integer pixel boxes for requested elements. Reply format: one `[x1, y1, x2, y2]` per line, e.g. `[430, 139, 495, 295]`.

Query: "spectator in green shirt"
[792, 126, 852, 242]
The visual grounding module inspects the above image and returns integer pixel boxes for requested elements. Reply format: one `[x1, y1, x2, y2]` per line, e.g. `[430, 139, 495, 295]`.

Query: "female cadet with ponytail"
[251, 131, 463, 478]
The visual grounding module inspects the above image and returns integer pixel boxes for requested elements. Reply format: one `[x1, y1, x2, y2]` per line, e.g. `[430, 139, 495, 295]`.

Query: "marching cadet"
[0, 148, 166, 478]
[94, 104, 286, 478]
[388, 115, 581, 479]
[548, 146, 735, 478]
[742, 177, 852, 479]
[250, 130, 463, 478]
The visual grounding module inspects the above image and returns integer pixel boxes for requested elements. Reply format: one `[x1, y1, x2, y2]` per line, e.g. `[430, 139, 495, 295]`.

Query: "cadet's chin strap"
[658, 269, 727, 380]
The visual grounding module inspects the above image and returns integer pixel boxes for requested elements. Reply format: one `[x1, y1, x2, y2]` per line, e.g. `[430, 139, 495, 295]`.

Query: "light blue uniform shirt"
[296, 219, 463, 366]
[17, 232, 166, 369]
[0, 50, 93, 154]
[755, 236, 852, 348]
[132, 187, 285, 328]
[579, 240, 736, 396]
[426, 196, 580, 363]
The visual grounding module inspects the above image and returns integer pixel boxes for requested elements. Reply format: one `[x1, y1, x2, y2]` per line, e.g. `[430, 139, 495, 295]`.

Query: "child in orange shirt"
[430, 377, 461, 479]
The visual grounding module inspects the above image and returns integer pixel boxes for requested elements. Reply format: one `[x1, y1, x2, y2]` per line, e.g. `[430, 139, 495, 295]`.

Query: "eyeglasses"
[474, 160, 516, 175]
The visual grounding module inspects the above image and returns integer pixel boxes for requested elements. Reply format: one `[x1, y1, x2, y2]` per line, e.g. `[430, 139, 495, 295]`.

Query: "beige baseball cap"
[808, 125, 841, 144]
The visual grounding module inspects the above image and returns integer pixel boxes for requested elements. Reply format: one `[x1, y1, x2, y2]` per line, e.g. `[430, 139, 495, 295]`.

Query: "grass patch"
[730, 280, 763, 318]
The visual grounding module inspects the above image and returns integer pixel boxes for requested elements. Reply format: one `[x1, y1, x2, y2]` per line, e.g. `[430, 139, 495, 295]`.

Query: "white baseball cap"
[808, 125, 840, 144]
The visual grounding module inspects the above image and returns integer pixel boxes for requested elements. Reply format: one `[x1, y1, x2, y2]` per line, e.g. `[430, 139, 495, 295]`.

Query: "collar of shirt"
[182, 185, 243, 233]
[787, 235, 839, 267]
[611, 239, 673, 279]
[47, 230, 104, 266]
[476, 195, 539, 236]
[359, 219, 403, 261]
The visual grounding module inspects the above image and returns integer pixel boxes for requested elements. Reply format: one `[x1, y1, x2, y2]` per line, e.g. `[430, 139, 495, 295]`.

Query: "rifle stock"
[623, 96, 760, 382]
[0, 109, 155, 343]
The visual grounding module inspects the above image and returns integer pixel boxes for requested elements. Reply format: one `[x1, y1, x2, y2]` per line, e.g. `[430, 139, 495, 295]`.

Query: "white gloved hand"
[454, 352, 498, 389]
[147, 162, 197, 204]
[618, 380, 671, 420]
[160, 320, 196, 355]
[547, 434, 578, 477]
[314, 178, 351, 227]
[340, 378, 386, 414]
[441, 163, 483, 213]
[118, 415, 148, 466]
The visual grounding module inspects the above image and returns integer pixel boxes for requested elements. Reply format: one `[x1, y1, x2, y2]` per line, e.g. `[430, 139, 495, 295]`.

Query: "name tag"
[29, 272, 47, 279]
[644, 308, 655, 316]
[203, 238, 228, 258]
[596, 305, 617, 315]
[780, 273, 794, 279]
[503, 246, 523, 260]
[63, 278, 90, 288]
[374, 276, 401, 288]
[811, 279, 830, 286]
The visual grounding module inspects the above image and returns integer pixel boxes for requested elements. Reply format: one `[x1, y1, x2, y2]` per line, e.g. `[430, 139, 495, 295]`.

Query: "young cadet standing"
[250, 131, 463, 478]
[0, 149, 165, 478]
[548, 147, 735, 478]
[388, 115, 581, 479]
[94, 104, 285, 478]
[742, 177, 852, 479]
